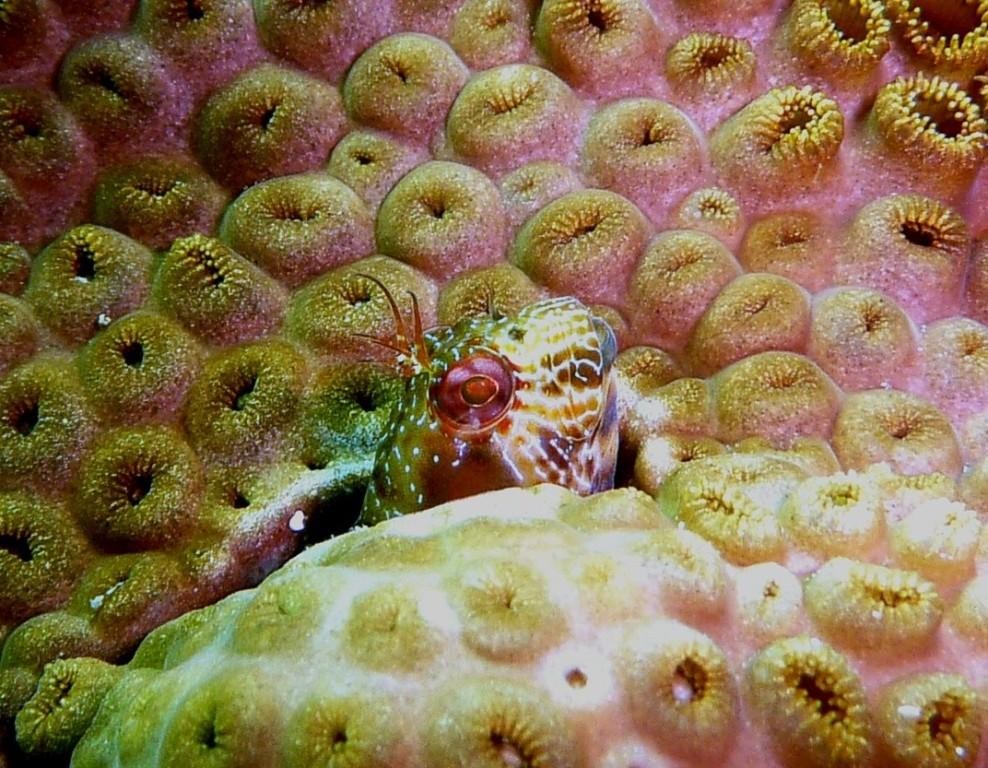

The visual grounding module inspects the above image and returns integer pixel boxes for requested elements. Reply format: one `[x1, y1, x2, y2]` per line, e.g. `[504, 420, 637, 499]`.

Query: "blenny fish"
[358, 282, 619, 525]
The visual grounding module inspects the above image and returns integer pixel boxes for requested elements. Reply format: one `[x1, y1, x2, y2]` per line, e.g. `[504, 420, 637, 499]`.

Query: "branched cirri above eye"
[430, 352, 515, 431]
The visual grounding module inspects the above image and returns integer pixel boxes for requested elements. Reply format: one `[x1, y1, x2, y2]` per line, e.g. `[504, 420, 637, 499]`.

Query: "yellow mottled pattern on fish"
[360, 296, 619, 523]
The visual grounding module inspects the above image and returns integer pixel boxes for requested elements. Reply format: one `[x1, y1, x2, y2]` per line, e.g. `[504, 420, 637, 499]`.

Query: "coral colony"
[2, 0, 988, 766]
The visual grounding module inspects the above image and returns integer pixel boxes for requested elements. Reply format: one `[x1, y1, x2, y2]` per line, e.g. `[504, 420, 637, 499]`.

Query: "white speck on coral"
[897, 704, 922, 719]
[90, 578, 125, 610]
[288, 510, 306, 531]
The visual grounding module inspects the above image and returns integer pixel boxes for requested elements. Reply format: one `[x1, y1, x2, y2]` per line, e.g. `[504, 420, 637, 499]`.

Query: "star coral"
[30, 482, 985, 767]
[1, 0, 988, 764]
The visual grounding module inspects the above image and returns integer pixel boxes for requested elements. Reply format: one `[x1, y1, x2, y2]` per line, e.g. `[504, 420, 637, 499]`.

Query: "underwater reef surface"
[45, 483, 988, 766]
[1, 0, 988, 764]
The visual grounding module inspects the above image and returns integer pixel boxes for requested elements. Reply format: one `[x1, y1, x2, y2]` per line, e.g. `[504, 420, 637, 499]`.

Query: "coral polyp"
[449, 0, 531, 69]
[14, 658, 122, 756]
[445, 64, 582, 174]
[804, 557, 944, 652]
[0, 294, 39, 377]
[0, 492, 89, 622]
[874, 672, 985, 768]
[183, 340, 306, 464]
[685, 273, 811, 376]
[56, 34, 187, 154]
[534, 0, 660, 95]
[152, 234, 287, 346]
[91, 155, 228, 251]
[710, 85, 844, 200]
[77, 310, 202, 424]
[498, 161, 583, 228]
[779, 473, 884, 558]
[375, 161, 506, 278]
[581, 98, 705, 223]
[711, 352, 841, 446]
[326, 131, 427, 209]
[437, 262, 544, 325]
[808, 287, 916, 390]
[665, 33, 756, 99]
[285, 255, 437, 360]
[74, 425, 205, 549]
[133, 0, 262, 90]
[739, 212, 833, 292]
[511, 188, 649, 305]
[24, 224, 153, 345]
[782, 0, 892, 80]
[0, 356, 95, 491]
[620, 620, 737, 758]
[673, 188, 744, 246]
[0, 242, 30, 296]
[745, 636, 873, 768]
[887, 0, 988, 74]
[193, 63, 347, 190]
[0, 0, 52, 72]
[868, 74, 987, 197]
[625, 229, 741, 349]
[343, 33, 468, 143]
[219, 172, 375, 288]
[833, 389, 963, 475]
[837, 194, 970, 323]
[253, 0, 389, 83]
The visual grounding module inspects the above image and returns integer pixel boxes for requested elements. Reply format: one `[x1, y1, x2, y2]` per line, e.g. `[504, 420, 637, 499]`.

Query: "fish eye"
[431, 353, 515, 430]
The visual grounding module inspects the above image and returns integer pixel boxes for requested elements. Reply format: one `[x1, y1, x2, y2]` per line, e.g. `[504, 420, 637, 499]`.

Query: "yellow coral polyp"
[15, 658, 123, 756]
[712, 352, 841, 447]
[804, 558, 944, 652]
[870, 74, 987, 191]
[809, 287, 916, 391]
[740, 211, 833, 292]
[673, 187, 744, 244]
[620, 620, 738, 758]
[635, 527, 729, 619]
[665, 33, 757, 95]
[949, 574, 988, 647]
[734, 563, 803, 642]
[685, 273, 812, 376]
[534, 0, 660, 95]
[784, 0, 892, 78]
[661, 468, 784, 565]
[839, 194, 970, 323]
[890, 499, 982, 584]
[887, 0, 988, 74]
[710, 85, 845, 195]
[632, 434, 725, 496]
[780, 473, 884, 558]
[874, 673, 985, 768]
[625, 229, 741, 350]
[833, 389, 963, 476]
[745, 636, 874, 768]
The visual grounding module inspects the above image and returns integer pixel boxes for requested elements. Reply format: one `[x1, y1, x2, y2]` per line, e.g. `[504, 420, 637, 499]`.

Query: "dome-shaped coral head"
[360, 279, 619, 524]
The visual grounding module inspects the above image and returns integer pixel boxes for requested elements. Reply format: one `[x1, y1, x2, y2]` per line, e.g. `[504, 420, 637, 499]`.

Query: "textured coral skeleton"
[2, 0, 988, 765]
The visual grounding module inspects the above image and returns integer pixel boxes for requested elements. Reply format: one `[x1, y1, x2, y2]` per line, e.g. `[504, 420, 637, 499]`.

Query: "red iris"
[431, 353, 515, 431]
